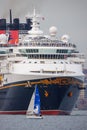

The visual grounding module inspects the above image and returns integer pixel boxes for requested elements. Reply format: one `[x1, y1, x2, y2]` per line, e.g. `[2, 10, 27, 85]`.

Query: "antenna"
[10, 9, 12, 24]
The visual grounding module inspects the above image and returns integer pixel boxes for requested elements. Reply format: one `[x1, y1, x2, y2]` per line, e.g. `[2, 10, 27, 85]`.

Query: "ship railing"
[20, 42, 76, 48]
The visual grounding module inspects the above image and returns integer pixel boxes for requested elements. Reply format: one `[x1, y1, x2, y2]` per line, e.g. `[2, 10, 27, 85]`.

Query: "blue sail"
[34, 85, 41, 115]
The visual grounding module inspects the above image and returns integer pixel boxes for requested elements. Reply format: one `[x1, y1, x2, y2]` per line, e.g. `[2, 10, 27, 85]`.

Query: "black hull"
[0, 77, 83, 115]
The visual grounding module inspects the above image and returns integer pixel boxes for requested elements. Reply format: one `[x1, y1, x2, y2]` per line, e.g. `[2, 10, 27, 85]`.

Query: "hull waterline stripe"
[0, 110, 70, 115]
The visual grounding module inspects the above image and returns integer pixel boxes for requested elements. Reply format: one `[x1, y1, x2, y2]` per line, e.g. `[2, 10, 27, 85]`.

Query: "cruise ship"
[0, 9, 85, 115]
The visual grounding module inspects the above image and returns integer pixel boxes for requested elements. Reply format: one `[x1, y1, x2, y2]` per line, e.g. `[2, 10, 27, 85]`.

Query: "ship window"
[65, 62, 68, 64]
[27, 54, 65, 59]
[56, 49, 68, 53]
[19, 49, 39, 53]
[9, 49, 13, 53]
[26, 49, 38, 53]
[0, 51, 6, 54]
[40, 61, 45, 64]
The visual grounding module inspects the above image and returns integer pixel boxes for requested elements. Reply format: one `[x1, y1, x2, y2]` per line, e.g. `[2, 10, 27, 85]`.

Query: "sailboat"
[26, 85, 43, 119]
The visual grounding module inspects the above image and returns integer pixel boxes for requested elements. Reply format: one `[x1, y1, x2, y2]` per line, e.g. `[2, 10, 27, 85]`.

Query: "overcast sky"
[0, 0, 87, 66]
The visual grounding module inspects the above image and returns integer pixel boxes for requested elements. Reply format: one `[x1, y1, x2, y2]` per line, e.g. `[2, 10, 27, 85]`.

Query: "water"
[0, 111, 87, 130]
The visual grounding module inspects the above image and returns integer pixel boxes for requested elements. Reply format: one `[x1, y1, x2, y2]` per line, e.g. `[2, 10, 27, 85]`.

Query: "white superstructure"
[2, 9, 85, 85]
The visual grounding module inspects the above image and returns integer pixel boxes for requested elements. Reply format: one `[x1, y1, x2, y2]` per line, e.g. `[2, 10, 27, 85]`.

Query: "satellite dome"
[61, 34, 70, 43]
[0, 34, 7, 39]
[49, 26, 57, 36]
[0, 34, 8, 44]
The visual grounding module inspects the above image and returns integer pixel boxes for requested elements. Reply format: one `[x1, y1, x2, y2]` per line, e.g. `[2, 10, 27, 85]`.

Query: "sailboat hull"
[0, 77, 84, 115]
[26, 115, 43, 119]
